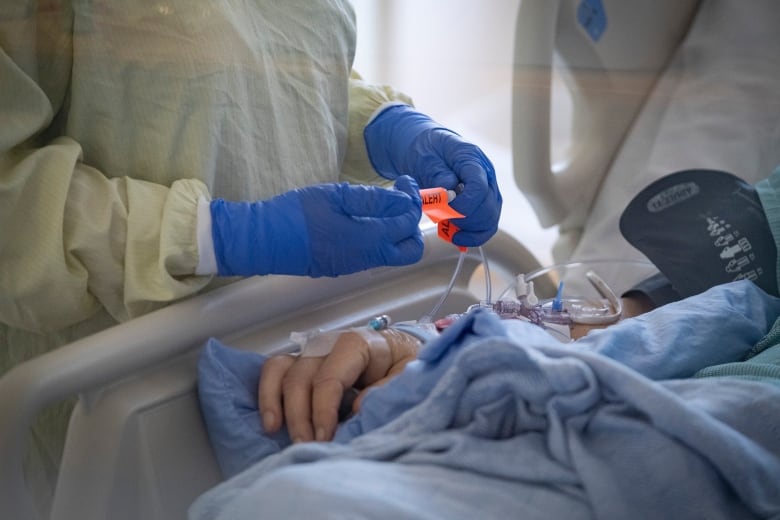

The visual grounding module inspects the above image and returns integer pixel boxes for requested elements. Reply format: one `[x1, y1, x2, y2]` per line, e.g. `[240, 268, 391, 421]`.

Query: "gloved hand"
[210, 176, 423, 277]
[364, 104, 502, 247]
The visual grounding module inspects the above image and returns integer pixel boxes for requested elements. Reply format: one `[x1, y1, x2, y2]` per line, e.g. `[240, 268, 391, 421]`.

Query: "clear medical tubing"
[495, 258, 654, 301]
[419, 245, 492, 323]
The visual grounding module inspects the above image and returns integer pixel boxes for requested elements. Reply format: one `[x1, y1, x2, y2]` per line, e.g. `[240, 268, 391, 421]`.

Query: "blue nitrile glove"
[210, 176, 424, 277]
[364, 104, 502, 247]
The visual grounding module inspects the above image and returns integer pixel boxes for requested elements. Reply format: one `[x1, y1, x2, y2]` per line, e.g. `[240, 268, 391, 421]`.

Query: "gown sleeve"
[0, 12, 212, 333]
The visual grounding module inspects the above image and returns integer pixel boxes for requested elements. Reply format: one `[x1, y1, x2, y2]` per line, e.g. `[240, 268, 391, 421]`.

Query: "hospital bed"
[0, 224, 542, 520]
[3, 0, 780, 518]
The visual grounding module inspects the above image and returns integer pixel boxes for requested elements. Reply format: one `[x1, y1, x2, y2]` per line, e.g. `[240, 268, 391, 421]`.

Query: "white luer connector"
[515, 273, 538, 305]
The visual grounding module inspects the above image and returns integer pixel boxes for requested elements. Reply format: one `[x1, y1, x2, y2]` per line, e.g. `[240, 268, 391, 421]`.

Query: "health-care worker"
[0, 0, 502, 514]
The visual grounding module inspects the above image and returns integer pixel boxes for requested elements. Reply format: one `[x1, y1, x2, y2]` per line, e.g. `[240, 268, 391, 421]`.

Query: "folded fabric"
[197, 340, 289, 478]
[192, 280, 780, 520]
[695, 317, 780, 386]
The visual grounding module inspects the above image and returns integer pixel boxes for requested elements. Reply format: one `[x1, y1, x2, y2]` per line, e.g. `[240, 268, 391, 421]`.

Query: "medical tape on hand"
[288, 330, 341, 357]
[289, 327, 389, 358]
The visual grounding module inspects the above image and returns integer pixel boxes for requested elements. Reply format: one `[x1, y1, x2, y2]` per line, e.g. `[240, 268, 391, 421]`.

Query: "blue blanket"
[190, 281, 780, 519]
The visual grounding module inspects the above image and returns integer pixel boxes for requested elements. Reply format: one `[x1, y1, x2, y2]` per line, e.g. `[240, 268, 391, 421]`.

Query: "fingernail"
[315, 427, 326, 442]
[262, 411, 275, 430]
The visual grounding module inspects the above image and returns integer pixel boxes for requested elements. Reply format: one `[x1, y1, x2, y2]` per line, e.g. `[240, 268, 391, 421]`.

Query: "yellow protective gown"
[0, 0, 411, 514]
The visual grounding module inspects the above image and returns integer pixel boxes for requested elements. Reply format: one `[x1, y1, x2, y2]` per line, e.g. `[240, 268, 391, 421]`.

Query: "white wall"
[351, 0, 558, 266]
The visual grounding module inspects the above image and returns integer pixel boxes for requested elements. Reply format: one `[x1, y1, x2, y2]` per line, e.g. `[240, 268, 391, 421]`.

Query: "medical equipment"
[620, 169, 778, 299]
[286, 243, 491, 357]
[420, 185, 468, 252]
[367, 314, 392, 331]
[420, 187, 458, 214]
[282, 186, 477, 358]
[420, 259, 652, 342]
[473, 268, 621, 326]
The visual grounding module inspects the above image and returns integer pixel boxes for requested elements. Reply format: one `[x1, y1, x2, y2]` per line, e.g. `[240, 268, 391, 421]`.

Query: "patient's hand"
[258, 328, 420, 443]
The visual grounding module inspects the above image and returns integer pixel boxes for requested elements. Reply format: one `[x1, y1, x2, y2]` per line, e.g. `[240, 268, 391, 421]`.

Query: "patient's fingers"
[260, 328, 422, 444]
[311, 333, 374, 441]
[281, 357, 325, 443]
[352, 334, 420, 414]
[258, 355, 296, 433]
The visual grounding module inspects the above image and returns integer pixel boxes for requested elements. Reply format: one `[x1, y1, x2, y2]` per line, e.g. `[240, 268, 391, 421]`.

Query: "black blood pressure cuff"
[619, 169, 778, 300]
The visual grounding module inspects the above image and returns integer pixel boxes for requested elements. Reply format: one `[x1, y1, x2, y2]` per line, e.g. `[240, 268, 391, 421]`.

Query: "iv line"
[419, 245, 492, 323]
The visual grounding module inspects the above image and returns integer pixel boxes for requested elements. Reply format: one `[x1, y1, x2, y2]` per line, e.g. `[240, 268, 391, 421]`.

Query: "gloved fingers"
[451, 206, 501, 246]
[333, 181, 422, 243]
[338, 180, 420, 219]
[425, 132, 500, 216]
[449, 169, 489, 217]
[391, 175, 421, 203]
[399, 146, 500, 247]
[339, 179, 423, 246]
[446, 158, 502, 247]
[452, 223, 500, 248]
[298, 181, 425, 277]
[364, 104, 502, 248]
[381, 176, 425, 245]
[411, 155, 461, 191]
[377, 233, 425, 267]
